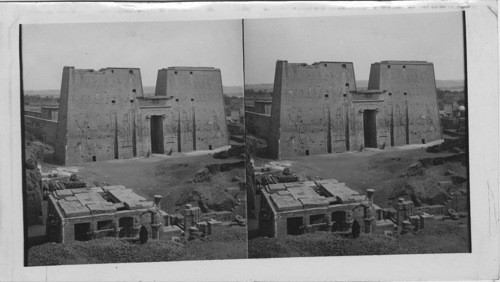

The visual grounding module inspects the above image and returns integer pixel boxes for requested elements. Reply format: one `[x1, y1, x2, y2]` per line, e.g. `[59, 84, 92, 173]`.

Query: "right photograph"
[244, 12, 469, 257]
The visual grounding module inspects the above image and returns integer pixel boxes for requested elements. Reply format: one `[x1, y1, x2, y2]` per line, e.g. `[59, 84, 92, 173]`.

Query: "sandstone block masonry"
[53, 66, 228, 165]
[267, 60, 441, 159]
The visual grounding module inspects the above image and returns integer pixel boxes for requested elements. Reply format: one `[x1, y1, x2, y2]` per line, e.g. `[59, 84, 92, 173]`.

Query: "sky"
[244, 12, 465, 84]
[23, 20, 243, 90]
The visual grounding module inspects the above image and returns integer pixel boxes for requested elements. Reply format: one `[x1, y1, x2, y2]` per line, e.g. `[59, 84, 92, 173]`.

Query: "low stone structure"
[46, 185, 167, 243]
[258, 178, 383, 237]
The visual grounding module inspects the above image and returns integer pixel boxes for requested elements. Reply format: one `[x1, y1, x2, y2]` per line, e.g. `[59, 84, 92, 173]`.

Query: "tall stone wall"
[267, 60, 441, 160]
[154, 67, 228, 153]
[55, 67, 144, 164]
[25, 116, 58, 147]
[245, 111, 271, 141]
[368, 61, 441, 145]
[268, 61, 356, 159]
[54, 66, 229, 164]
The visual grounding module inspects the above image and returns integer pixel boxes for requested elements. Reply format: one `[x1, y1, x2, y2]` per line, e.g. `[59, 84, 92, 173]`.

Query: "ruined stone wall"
[154, 67, 228, 152]
[25, 110, 42, 118]
[55, 67, 144, 164]
[245, 111, 271, 141]
[25, 116, 58, 147]
[253, 102, 271, 114]
[268, 61, 356, 159]
[25, 142, 44, 226]
[368, 61, 441, 145]
[41, 107, 59, 120]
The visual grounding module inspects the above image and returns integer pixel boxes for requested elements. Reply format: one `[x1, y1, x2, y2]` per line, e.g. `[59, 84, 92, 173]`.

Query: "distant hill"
[435, 80, 465, 91]
[357, 80, 464, 91]
[245, 83, 274, 92]
[246, 80, 465, 92]
[24, 89, 60, 97]
[223, 86, 244, 97]
[25, 85, 244, 98]
[25, 79, 462, 98]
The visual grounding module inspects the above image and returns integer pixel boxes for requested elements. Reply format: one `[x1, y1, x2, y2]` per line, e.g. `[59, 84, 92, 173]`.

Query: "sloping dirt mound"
[24, 140, 44, 226]
[386, 157, 467, 207]
[249, 218, 469, 258]
[191, 182, 237, 212]
[28, 227, 248, 265]
[28, 238, 200, 266]
[248, 232, 420, 258]
[182, 162, 244, 212]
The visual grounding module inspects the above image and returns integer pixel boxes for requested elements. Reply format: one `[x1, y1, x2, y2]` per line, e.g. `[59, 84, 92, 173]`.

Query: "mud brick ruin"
[258, 179, 384, 237]
[26, 66, 228, 164]
[248, 60, 441, 159]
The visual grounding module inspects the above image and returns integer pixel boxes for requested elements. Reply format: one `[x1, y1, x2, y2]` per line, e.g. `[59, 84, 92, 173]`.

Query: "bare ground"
[28, 151, 247, 264]
[249, 217, 469, 258]
[28, 225, 247, 266]
[75, 154, 245, 214]
[250, 145, 470, 256]
[255, 146, 466, 208]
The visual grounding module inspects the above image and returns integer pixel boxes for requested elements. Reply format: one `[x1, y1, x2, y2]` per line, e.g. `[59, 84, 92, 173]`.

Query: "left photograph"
[22, 20, 246, 266]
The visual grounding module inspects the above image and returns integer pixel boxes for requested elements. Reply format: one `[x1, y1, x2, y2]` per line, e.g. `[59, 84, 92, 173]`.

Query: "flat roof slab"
[107, 188, 153, 210]
[126, 201, 154, 209]
[287, 186, 320, 200]
[87, 203, 117, 215]
[54, 189, 74, 199]
[71, 187, 104, 194]
[315, 179, 339, 186]
[58, 200, 90, 218]
[107, 188, 145, 202]
[103, 185, 127, 191]
[270, 194, 303, 212]
[319, 182, 366, 203]
[283, 181, 316, 188]
[75, 192, 108, 206]
[299, 197, 329, 209]
[267, 183, 287, 193]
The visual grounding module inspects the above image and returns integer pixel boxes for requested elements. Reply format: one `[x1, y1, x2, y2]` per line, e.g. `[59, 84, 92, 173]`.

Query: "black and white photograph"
[244, 12, 471, 258]
[22, 20, 247, 265]
[0, 1, 498, 281]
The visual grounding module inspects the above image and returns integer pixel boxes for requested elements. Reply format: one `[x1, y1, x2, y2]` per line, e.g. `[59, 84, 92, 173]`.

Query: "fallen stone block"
[163, 225, 182, 241]
[401, 220, 412, 235]
[54, 189, 74, 199]
[197, 221, 208, 235]
[375, 219, 395, 230]
[207, 219, 222, 235]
